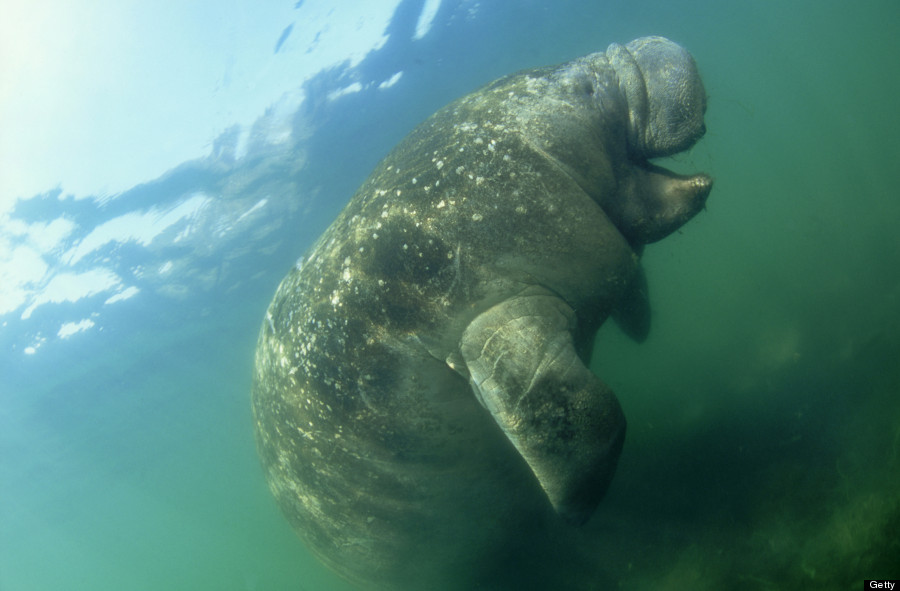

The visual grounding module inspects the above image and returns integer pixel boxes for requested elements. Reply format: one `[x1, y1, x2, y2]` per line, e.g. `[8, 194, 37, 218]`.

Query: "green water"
[2, 0, 898, 589]
[586, 0, 900, 586]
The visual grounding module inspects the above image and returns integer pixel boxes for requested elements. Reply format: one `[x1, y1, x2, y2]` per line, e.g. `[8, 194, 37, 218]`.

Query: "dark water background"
[2, 0, 898, 589]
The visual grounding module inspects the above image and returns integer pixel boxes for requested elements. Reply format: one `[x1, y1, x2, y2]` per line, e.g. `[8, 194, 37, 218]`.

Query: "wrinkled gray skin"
[253, 37, 712, 590]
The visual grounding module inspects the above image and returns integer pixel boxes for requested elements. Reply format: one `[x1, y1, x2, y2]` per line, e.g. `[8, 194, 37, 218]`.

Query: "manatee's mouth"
[623, 158, 713, 244]
[638, 118, 707, 162]
[638, 150, 712, 194]
[646, 159, 713, 208]
[639, 157, 712, 191]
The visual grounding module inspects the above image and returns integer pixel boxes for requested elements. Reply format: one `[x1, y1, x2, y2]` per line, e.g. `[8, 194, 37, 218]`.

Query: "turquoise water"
[2, 1, 898, 589]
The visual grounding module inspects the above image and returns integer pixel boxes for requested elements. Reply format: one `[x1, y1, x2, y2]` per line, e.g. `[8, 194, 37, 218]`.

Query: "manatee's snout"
[599, 36, 712, 244]
[607, 36, 707, 159]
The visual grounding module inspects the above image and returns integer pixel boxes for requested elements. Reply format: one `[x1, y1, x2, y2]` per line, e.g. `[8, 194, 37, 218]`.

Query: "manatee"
[252, 36, 712, 590]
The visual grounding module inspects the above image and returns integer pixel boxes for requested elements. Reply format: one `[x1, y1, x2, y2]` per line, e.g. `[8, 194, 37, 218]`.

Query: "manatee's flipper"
[459, 293, 626, 525]
[612, 263, 651, 343]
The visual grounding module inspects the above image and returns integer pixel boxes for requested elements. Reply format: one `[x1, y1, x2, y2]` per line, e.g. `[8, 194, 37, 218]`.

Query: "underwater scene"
[1, 0, 898, 589]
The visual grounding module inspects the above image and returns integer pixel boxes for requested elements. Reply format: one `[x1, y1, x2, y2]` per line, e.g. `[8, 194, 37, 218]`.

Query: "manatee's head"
[607, 36, 707, 159]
